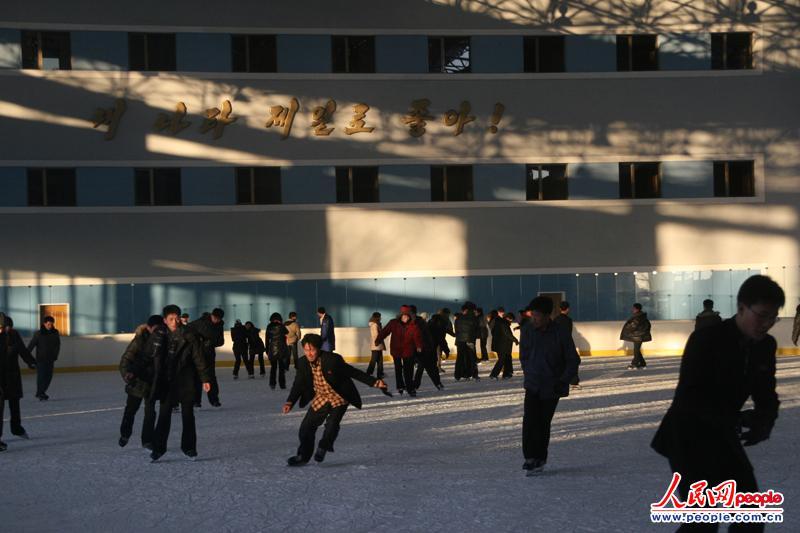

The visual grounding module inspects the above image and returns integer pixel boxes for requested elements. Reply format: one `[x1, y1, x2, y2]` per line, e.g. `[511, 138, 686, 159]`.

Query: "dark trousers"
[479, 333, 489, 360]
[248, 352, 265, 375]
[36, 358, 55, 397]
[392, 356, 405, 390]
[289, 343, 299, 368]
[400, 356, 416, 393]
[413, 350, 442, 389]
[570, 352, 581, 385]
[206, 352, 220, 404]
[455, 342, 478, 380]
[366, 350, 384, 378]
[0, 397, 24, 438]
[490, 350, 513, 378]
[120, 394, 156, 444]
[233, 345, 248, 376]
[435, 337, 450, 359]
[297, 403, 349, 460]
[630, 341, 646, 368]
[522, 391, 560, 462]
[269, 354, 288, 388]
[153, 393, 197, 454]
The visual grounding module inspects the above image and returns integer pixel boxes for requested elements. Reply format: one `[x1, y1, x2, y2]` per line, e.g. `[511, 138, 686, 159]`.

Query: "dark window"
[711, 33, 753, 70]
[134, 168, 182, 206]
[231, 34, 277, 72]
[714, 161, 755, 197]
[428, 37, 471, 73]
[619, 162, 661, 199]
[431, 166, 473, 201]
[335, 167, 379, 203]
[128, 33, 176, 71]
[616, 35, 658, 71]
[526, 164, 568, 200]
[523, 36, 565, 73]
[26, 168, 76, 206]
[21, 31, 71, 70]
[236, 167, 282, 204]
[331, 36, 375, 73]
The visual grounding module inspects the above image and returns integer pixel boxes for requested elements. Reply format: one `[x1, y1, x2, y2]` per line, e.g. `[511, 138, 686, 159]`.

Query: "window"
[428, 37, 471, 73]
[336, 167, 379, 203]
[523, 36, 565, 73]
[231, 34, 277, 72]
[431, 166, 473, 201]
[135, 168, 182, 206]
[21, 31, 71, 70]
[128, 33, 176, 71]
[526, 164, 568, 200]
[714, 161, 755, 197]
[711, 32, 753, 70]
[27, 168, 76, 206]
[332, 36, 375, 73]
[619, 162, 661, 199]
[616, 34, 658, 71]
[236, 167, 282, 204]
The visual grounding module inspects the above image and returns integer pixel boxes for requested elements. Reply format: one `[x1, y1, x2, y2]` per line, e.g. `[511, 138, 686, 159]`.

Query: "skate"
[314, 448, 327, 463]
[523, 459, 545, 476]
[287, 455, 309, 467]
[0, 440, 7, 452]
[183, 449, 198, 461]
[150, 450, 165, 463]
[118, 436, 129, 447]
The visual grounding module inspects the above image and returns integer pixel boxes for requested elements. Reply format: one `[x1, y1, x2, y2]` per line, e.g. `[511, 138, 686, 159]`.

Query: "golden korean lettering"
[344, 103, 375, 135]
[311, 99, 337, 136]
[265, 97, 300, 140]
[199, 100, 237, 139]
[488, 102, 505, 134]
[442, 101, 475, 136]
[91, 98, 127, 141]
[153, 102, 191, 135]
[402, 99, 434, 138]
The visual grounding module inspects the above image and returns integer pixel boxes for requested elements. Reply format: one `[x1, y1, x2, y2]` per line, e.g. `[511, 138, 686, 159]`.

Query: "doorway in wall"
[39, 304, 70, 336]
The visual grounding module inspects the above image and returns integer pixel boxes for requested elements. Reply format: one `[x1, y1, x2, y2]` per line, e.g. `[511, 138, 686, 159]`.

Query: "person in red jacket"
[375, 305, 423, 396]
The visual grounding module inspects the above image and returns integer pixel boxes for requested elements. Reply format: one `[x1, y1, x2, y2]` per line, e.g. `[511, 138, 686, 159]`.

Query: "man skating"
[118, 315, 162, 449]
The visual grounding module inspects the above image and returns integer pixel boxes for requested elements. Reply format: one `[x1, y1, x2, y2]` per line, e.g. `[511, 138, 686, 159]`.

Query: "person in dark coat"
[489, 312, 519, 379]
[651, 275, 784, 528]
[118, 315, 162, 449]
[428, 308, 455, 373]
[519, 297, 579, 473]
[694, 299, 723, 332]
[318, 307, 336, 352]
[266, 312, 290, 390]
[0, 315, 37, 451]
[27, 315, 60, 401]
[553, 301, 581, 388]
[411, 307, 444, 392]
[793, 304, 800, 347]
[245, 321, 265, 377]
[230, 320, 248, 380]
[375, 305, 423, 395]
[149, 305, 212, 462]
[187, 308, 224, 407]
[476, 307, 490, 362]
[283, 334, 387, 465]
[454, 302, 480, 381]
[620, 303, 652, 369]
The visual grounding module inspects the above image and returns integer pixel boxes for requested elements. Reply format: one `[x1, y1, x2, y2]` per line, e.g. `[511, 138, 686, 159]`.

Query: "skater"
[180, 313, 190, 326]
[519, 296, 579, 474]
[489, 312, 518, 379]
[553, 301, 581, 389]
[375, 306, 423, 396]
[476, 307, 490, 362]
[428, 308, 455, 373]
[149, 305, 212, 462]
[0, 315, 36, 452]
[285, 311, 302, 369]
[366, 312, 385, 379]
[188, 308, 224, 407]
[27, 315, 61, 401]
[266, 313, 290, 390]
[620, 303, 651, 369]
[283, 333, 387, 466]
[454, 302, 480, 381]
[694, 299, 722, 331]
[118, 315, 162, 448]
[318, 307, 336, 351]
[245, 321, 266, 377]
[411, 306, 444, 391]
[231, 319, 248, 380]
[793, 304, 800, 347]
[652, 275, 784, 531]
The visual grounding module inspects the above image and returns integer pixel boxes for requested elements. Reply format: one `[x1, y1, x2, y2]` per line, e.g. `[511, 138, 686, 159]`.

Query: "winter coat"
[285, 351, 378, 410]
[477, 314, 489, 338]
[428, 314, 454, 341]
[491, 318, 517, 354]
[231, 323, 248, 352]
[414, 317, 435, 354]
[375, 318, 422, 359]
[519, 320, 579, 399]
[266, 322, 289, 359]
[620, 312, 652, 343]
[0, 329, 36, 400]
[651, 318, 779, 462]
[369, 322, 385, 351]
[320, 314, 336, 351]
[27, 327, 61, 363]
[118, 325, 154, 399]
[791, 311, 799, 346]
[694, 310, 722, 332]
[148, 325, 211, 402]
[187, 317, 224, 358]
[247, 327, 265, 355]
[553, 313, 573, 336]
[285, 320, 302, 345]
[454, 313, 479, 343]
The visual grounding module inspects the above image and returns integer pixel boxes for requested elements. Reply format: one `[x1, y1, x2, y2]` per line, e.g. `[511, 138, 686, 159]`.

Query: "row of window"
[21, 161, 755, 207]
[18, 30, 753, 73]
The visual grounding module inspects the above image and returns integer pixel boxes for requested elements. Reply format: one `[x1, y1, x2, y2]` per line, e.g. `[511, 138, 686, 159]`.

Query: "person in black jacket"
[187, 308, 225, 407]
[476, 308, 490, 362]
[230, 320, 248, 380]
[553, 301, 581, 389]
[27, 316, 60, 401]
[282, 334, 387, 465]
[266, 312, 290, 390]
[411, 307, 444, 391]
[620, 303, 651, 369]
[454, 302, 480, 381]
[118, 315, 162, 449]
[652, 275, 784, 527]
[428, 308, 455, 373]
[245, 321, 265, 377]
[0, 315, 37, 451]
[489, 312, 519, 379]
[694, 299, 723, 332]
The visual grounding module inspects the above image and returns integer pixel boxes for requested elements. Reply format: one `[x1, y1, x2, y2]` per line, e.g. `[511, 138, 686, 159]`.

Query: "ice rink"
[2, 356, 798, 532]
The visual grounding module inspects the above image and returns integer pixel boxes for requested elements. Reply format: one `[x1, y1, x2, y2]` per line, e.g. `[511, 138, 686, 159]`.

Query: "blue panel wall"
[71, 31, 128, 70]
[660, 33, 711, 70]
[276, 35, 331, 73]
[471, 36, 523, 73]
[285, 280, 318, 328]
[0, 167, 27, 206]
[378, 165, 430, 202]
[77, 167, 134, 206]
[662, 161, 713, 198]
[182, 167, 236, 205]
[565, 35, 616, 72]
[569, 163, 619, 199]
[176, 33, 231, 72]
[0, 29, 21, 68]
[474, 164, 525, 201]
[282, 166, 336, 204]
[376, 36, 428, 73]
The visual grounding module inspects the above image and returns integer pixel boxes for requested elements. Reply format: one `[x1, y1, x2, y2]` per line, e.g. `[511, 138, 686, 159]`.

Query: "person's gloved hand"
[739, 409, 774, 447]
